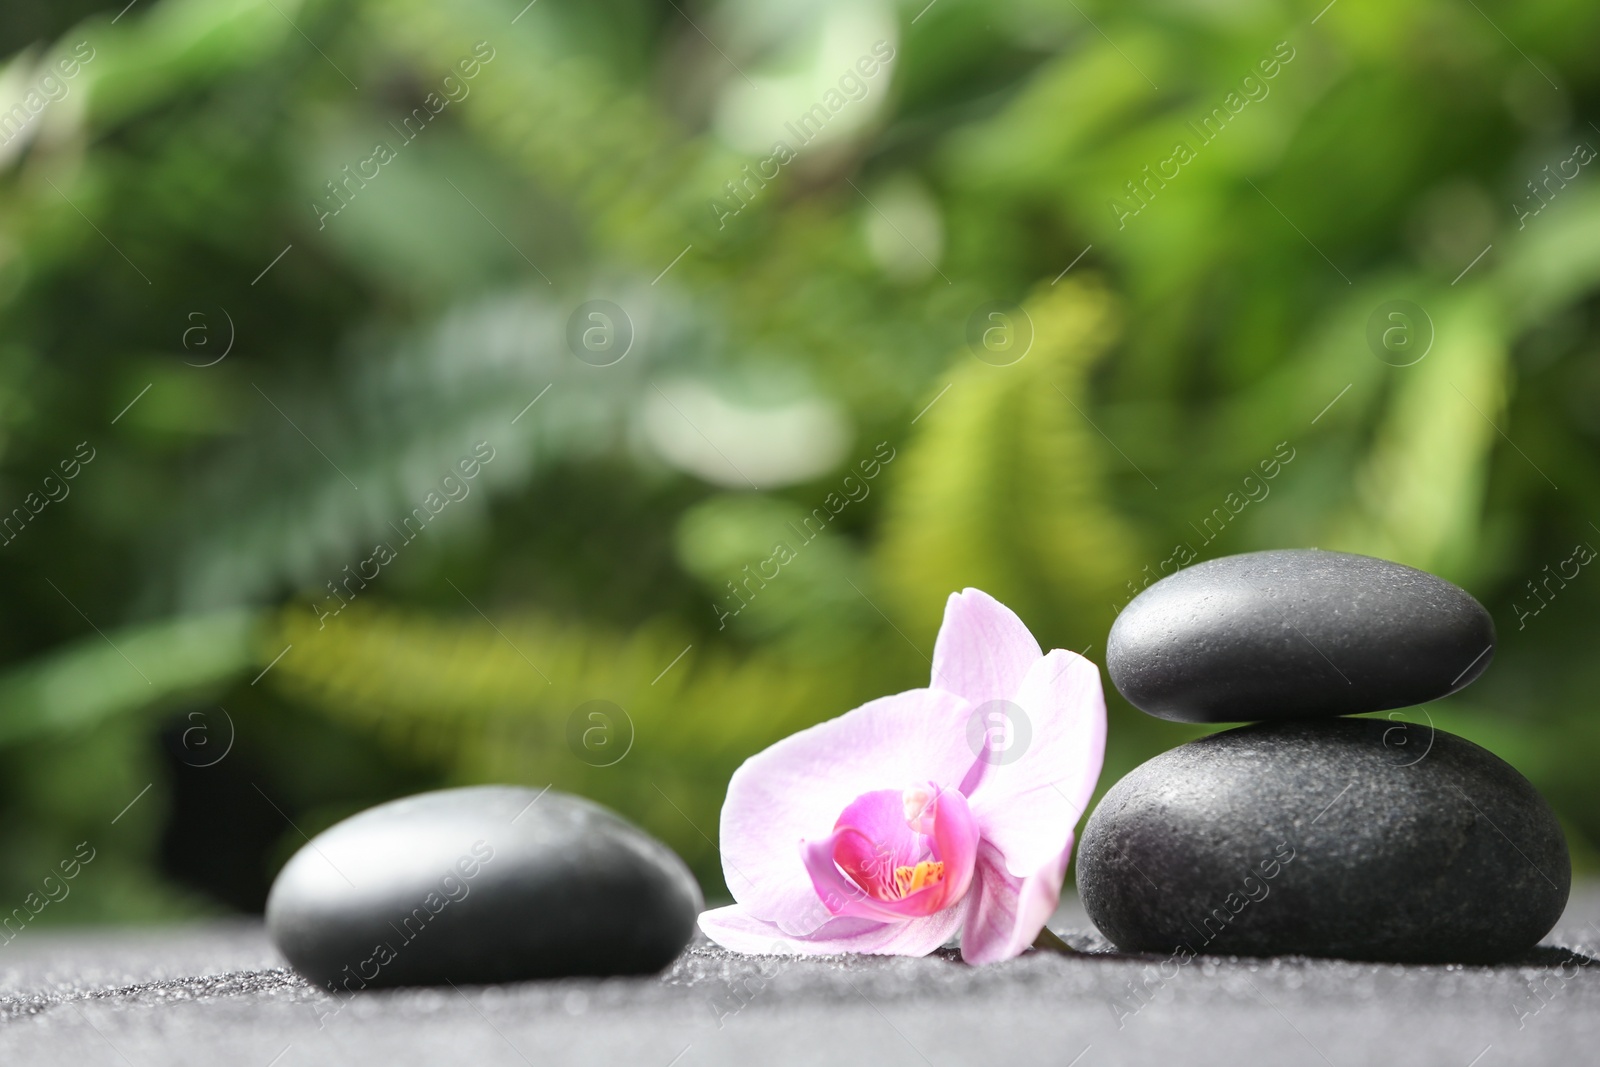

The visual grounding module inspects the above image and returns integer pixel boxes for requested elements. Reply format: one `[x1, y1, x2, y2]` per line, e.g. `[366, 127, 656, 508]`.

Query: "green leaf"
[0, 608, 261, 745]
[875, 278, 1144, 650]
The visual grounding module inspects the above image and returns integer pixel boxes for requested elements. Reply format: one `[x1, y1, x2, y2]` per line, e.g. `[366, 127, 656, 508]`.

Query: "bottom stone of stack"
[1077, 718, 1569, 964]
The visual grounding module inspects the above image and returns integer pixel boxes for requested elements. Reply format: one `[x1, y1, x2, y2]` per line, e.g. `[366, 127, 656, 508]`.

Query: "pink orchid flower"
[698, 588, 1106, 964]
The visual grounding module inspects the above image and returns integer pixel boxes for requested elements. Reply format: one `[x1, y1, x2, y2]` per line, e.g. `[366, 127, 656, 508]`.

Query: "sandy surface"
[0, 890, 1595, 1066]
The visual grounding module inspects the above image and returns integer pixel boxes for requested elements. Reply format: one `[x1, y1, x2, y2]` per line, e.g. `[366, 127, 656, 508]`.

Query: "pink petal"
[926, 786, 979, 909]
[966, 649, 1106, 878]
[929, 589, 1043, 705]
[833, 790, 922, 881]
[698, 903, 964, 956]
[959, 840, 1071, 965]
[828, 826, 909, 907]
[717, 687, 977, 936]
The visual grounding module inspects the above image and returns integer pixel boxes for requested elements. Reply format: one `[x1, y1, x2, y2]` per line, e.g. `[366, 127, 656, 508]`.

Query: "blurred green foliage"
[1, 0, 1599, 920]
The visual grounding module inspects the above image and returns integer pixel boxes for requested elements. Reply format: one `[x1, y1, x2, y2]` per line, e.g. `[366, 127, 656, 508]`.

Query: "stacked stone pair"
[1079, 549, 1570, 964]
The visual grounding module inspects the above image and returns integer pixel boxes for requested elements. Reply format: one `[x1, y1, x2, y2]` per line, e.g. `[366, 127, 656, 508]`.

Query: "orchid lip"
[801, 784, 980, 921]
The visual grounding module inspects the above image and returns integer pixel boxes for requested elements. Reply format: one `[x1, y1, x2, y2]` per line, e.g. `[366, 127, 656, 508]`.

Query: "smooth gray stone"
[1106, 549, 1495, 722]
[265, 786, 701, 989]
[1077, 718, 1569, 963]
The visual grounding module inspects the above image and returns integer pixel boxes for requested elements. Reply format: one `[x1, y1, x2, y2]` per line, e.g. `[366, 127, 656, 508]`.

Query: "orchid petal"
[967, 649, 1106, 878]
[717, 687, 976, 935]
[930, 588, 1042, 705]
[698, 903, 964, 956]
[926, 787, 979, 910]
[959, 840, 1071, 965]
[833, 789, 922, 879]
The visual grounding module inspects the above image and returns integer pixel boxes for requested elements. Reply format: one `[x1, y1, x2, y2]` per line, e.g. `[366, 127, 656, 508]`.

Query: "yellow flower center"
[892, 860, 946, 898]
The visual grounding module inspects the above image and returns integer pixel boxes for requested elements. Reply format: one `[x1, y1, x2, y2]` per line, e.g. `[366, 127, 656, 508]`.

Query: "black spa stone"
[265, 786, 702, 989]
[1076, 719, 1569, 964]
[1106, 549, 1495, 722]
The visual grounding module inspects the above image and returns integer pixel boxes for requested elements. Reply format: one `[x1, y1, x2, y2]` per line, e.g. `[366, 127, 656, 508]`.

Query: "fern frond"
[1327, 290, 1507, 582]
[874, 278, 1144, 650]
[266, 602, 897, 882]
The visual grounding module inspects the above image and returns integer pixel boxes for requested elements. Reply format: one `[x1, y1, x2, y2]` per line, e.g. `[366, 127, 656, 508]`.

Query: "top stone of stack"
[1106, 549, 1495, 723]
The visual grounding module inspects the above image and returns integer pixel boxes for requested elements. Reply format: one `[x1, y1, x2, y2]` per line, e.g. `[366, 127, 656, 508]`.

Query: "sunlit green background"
[1, 0, 1596, 924]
